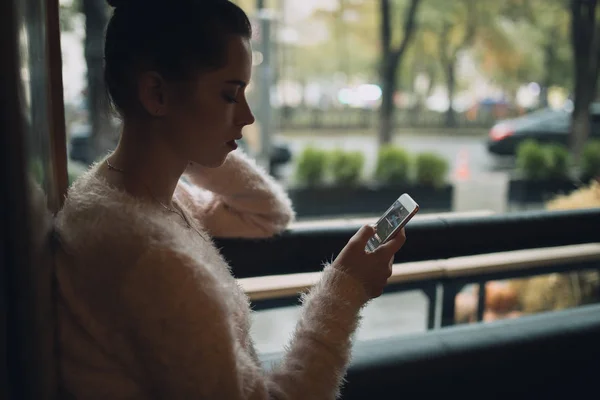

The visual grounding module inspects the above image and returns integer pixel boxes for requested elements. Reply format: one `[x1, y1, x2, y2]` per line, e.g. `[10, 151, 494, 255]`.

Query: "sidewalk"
[251, 290, 429, 354]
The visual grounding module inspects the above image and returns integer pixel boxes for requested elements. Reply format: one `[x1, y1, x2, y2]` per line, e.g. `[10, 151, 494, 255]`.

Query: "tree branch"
[590, 14, 600, 91]
[390, 0, 421, 67]
[451, 0, 477, 60]
[380, 0, 391, 56]
[439, 21, 451, 66]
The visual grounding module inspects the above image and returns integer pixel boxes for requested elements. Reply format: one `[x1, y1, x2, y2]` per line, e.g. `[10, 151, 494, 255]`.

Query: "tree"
[570, 0, 600, 161]
[82, 0, 113, 161]
[59, 0, 79, 31]
[282, 1, 379, 95]
[404, 28, 440, 125]
[378, 0, 421, 145]
[473, 14, 543, 103]
[530, 1, 571, 106]
[416, 0, 542, 124]
[427, 0, 477, 128]
[498, 0, 572, 107]
[231, 0, 255, 13]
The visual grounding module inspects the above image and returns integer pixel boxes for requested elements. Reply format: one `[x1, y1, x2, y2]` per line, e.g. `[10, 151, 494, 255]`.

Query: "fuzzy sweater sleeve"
[179, 150, 295, 238]
[120, 247, 369, 399]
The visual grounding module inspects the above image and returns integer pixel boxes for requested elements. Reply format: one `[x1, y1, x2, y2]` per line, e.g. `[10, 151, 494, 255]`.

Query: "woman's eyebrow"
[224, 79, 247, 88]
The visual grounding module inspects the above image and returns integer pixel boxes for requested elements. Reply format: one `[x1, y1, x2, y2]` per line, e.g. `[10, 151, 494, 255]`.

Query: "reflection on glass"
[455, 270, 600, 325]
[17, 0, 55, 200]
[10, 0, 60, 398]
[52, 0, 600, 349]
[55, 1, 600, 218]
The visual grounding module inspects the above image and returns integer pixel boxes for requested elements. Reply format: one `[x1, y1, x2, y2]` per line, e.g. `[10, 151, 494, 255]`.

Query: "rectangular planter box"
[288, 184, 453, 219]
[508, 179, 580, 205]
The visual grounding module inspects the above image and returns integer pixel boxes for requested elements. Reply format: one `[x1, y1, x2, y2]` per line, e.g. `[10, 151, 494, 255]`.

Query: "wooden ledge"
[444, 243, 600, 278]
[289, 210, 496, 230]
[239, 243, 600, 302]
[239, 260, 445, 302]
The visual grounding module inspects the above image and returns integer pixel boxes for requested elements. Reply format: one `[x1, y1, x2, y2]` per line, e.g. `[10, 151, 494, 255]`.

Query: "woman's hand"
[332, 225, 406, 299]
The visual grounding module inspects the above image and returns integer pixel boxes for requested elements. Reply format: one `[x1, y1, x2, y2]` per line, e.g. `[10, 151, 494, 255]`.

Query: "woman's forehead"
[202, 37, 252, 83]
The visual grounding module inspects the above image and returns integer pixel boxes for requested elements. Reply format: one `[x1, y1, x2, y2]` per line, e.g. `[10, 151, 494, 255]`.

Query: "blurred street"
[252, 290, 429, 354]
[277, 131, 514, 186]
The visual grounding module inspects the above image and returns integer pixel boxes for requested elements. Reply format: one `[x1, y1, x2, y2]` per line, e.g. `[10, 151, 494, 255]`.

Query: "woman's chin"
[194, 154, 230, 169]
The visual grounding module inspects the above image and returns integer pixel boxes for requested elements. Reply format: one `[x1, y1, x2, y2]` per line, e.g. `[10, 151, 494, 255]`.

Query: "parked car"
[237, 137, 292, 178]
[68, 124, 115, 165]
[486, 104, 600, 156]
[68, 125, 292, 177]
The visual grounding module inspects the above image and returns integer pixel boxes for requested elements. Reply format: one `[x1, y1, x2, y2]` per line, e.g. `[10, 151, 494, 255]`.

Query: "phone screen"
[366, 199, 412, 251]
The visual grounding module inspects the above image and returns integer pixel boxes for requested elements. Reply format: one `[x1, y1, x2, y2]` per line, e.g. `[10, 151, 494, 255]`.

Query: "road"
[252, 133, 512, 349]
[249, 134, 524, 353]
[252, 291, 429, 354]
[276, 133, 514, 185]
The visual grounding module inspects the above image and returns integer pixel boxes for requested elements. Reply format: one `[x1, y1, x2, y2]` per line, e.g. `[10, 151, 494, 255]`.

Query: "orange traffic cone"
[454, 149, 471, 181]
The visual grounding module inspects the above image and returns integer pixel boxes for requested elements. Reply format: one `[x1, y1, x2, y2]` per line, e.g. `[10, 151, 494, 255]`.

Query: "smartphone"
[365, 193, 419, 252]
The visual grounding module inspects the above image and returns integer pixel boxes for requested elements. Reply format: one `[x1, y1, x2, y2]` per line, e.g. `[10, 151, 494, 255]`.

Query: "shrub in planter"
[295, 146, 328, 186]
[545, 144, 571, 179]
[505, 180, 600, 317]
[415, 152, 449, 188]
[329, 149, 365, 186]
[374, 145, 411, 184]
[516, 139, 549, 180]
[581, 140, 600, 180]
[546, 180, 600, 210]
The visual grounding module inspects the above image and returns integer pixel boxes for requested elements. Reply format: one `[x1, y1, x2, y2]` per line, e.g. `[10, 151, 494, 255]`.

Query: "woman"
[54, 0, 406, 398]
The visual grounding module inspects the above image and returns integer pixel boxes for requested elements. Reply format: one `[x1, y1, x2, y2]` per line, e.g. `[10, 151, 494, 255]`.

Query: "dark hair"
[104, 0, 252, 116]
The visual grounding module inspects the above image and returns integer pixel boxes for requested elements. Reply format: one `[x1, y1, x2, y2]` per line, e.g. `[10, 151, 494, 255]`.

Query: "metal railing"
[216, 208, 600, 327]
[217, 208, 600, 276]
[239, 243, 600, 328]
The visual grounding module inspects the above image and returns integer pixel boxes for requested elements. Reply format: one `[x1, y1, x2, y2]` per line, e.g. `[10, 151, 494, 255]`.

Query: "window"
[56, 0, 600, 349]
[59, 0, 600, 220]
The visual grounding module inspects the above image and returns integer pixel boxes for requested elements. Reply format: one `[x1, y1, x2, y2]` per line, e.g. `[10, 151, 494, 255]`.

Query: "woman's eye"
[223, 93, 239, 104]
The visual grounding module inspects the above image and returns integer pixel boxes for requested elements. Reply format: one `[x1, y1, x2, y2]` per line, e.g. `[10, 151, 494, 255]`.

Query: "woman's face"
[160, 35, 255, 168]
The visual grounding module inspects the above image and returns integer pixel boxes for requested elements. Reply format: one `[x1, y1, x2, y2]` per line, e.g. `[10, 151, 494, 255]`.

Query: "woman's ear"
[137, 71, 168, 117]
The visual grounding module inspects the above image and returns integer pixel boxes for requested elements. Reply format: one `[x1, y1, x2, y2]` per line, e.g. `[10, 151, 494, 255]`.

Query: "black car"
[236, 136, 292, 178]
[486, 104, 600, 156]
[68, 124, 113, 166]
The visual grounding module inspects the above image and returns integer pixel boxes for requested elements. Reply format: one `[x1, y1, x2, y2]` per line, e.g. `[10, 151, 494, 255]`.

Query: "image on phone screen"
[366, 200, 412, 252]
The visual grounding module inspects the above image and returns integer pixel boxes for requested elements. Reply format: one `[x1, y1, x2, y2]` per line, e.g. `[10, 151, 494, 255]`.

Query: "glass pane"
[59, 1, 600, 220]
[242, 0, 598, 221]
[17, 0, 56, 200]
[9, 0, 59, 397]
[455, 269, 600, 325]
[55, 0, 600, 348]
[252, 290, 430, 353]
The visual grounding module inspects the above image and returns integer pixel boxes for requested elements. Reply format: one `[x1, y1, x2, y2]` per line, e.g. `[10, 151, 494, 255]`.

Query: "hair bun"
[106, 0, 128, 8]
[107, 0, 166, 9]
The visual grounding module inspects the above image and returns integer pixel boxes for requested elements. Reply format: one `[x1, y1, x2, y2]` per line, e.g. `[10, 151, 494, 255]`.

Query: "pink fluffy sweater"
[54, 150, 370, 399]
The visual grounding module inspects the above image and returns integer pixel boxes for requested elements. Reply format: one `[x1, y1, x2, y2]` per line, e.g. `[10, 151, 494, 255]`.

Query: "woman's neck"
[105, 122, 188, 207]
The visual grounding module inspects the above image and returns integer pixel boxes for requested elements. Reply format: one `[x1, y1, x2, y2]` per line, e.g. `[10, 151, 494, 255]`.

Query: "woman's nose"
[237, 98, 255, 127]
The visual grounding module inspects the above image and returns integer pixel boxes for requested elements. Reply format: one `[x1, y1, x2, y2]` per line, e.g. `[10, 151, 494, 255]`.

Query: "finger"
[387, 259, 394, 275]
[379, 256, 393, 276]
[372, 286, 384, 299]
[350, 224, 376, 246]
[378, 228, 406, 255]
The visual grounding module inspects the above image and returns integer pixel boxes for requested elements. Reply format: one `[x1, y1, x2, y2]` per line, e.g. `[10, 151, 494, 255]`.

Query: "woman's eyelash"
[223, 94, 239, 103]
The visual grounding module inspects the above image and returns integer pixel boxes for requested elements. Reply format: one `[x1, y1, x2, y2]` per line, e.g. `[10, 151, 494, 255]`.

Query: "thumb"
[352, 224, 376, 245]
